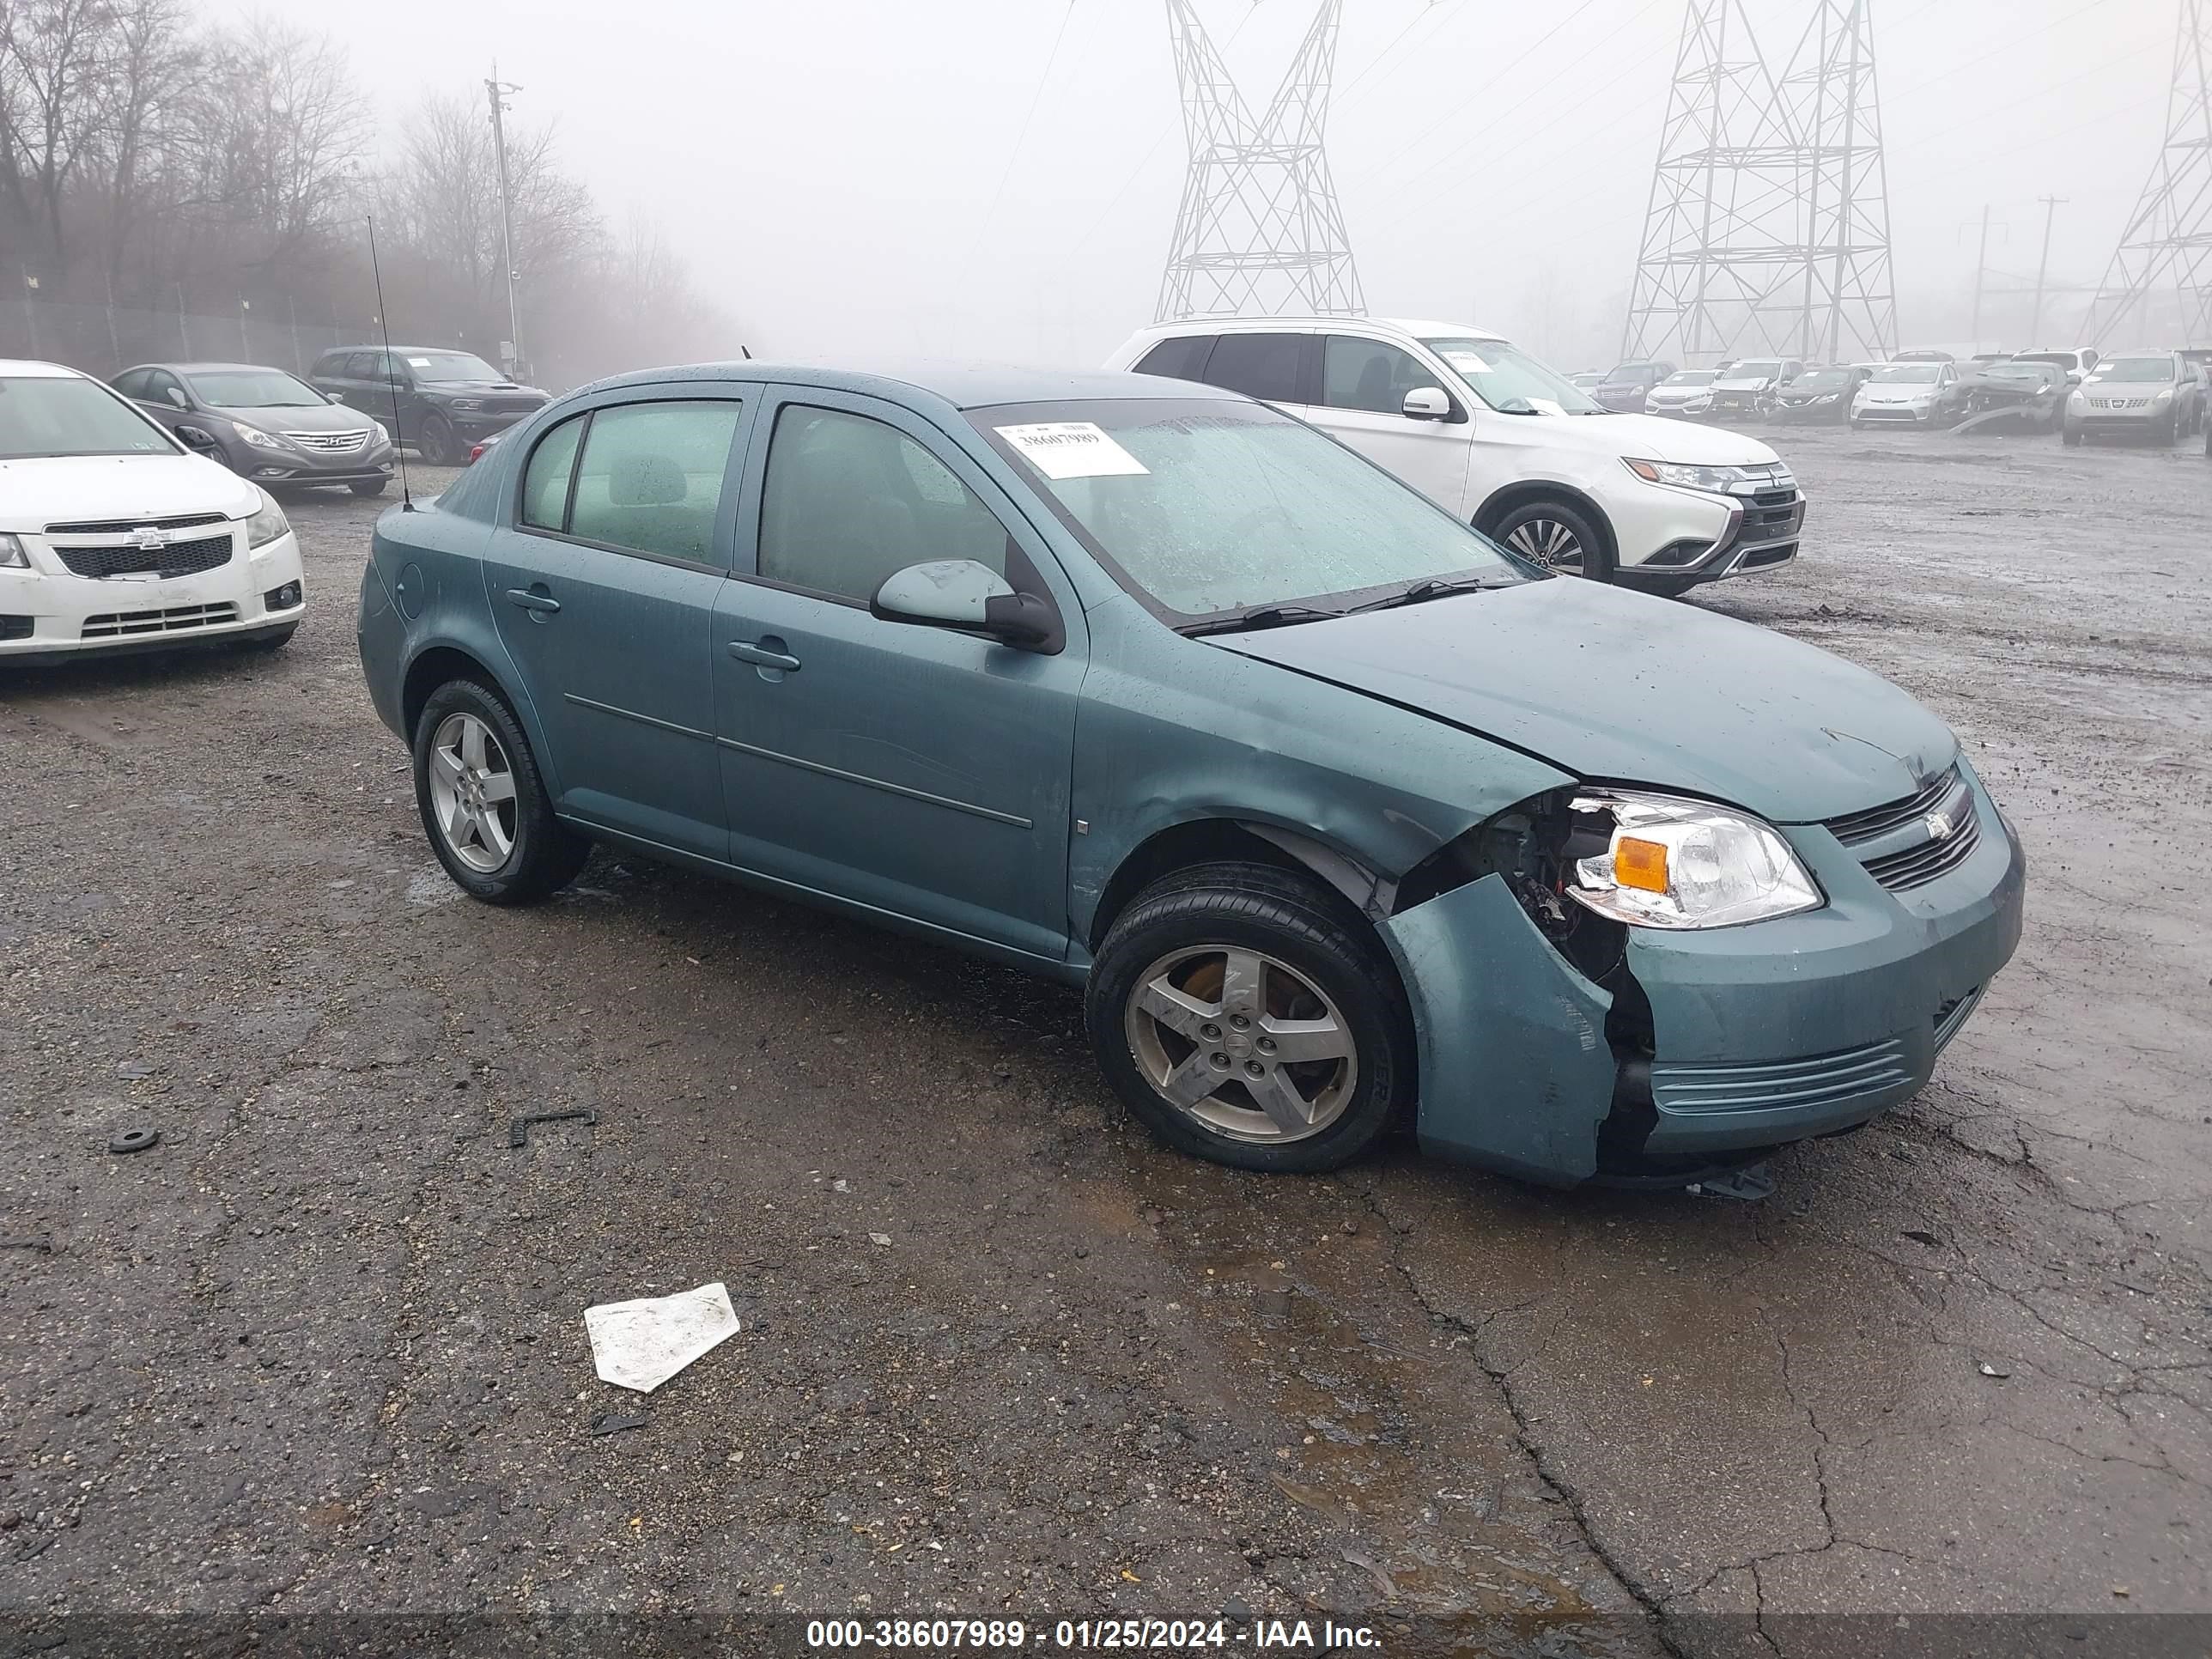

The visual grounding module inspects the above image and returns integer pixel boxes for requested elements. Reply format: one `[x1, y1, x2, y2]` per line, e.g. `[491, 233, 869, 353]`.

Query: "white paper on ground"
[994, 422, 1150, 479]
[584, 1280, 740, 1394]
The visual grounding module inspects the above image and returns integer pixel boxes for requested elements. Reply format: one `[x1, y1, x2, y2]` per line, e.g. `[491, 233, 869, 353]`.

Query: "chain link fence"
[3, 297, 363, 379]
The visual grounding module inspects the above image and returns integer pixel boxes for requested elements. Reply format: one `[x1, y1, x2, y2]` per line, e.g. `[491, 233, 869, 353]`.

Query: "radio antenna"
[367, 214, 415, 513]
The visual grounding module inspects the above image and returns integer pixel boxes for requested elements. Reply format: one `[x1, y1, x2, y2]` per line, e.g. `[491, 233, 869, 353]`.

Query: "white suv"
[1, 359, 304, 664]
[1106, 318, 1804, 594]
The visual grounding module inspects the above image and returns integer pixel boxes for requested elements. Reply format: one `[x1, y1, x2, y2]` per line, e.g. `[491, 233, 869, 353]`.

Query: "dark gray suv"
[308, 347, 549, 466]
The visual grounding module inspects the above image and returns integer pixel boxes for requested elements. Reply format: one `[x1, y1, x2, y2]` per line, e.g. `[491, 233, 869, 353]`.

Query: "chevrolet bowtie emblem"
[1924, 807, 1956, 841]
[131, 526, 169, 552]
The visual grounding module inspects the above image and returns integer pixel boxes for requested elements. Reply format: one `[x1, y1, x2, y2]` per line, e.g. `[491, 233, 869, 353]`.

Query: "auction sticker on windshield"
[995, 422, 1150, 479]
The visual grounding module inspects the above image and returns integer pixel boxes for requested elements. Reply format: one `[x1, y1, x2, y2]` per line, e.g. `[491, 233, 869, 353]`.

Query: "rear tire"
[1085, 861, 1411, 1174]
[413, 679, 589, 904]
[1489, 498, 1615, 582]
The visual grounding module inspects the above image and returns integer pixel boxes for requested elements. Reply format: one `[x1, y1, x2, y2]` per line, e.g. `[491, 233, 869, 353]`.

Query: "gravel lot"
[3, 423, 2208, 1656]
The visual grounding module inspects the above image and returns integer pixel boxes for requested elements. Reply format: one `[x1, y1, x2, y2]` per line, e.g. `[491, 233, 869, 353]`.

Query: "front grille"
[1862, 809, 1981, 890]
[1825, 767, 1962, 846]
[54, 532, 234, 580]
[483, 396, 544, 416]
[0, 615, 32, 641]
[284, 429, 370, 453]
[44, 511, 226, 537]
[1651, 1036, 1914, 1116]
[82, 602, 239, 639]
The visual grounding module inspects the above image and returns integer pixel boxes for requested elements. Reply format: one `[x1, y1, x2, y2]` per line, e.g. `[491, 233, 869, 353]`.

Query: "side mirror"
[165, 387, 189, 410]
[871, 559, 1060, 652]
[1401, 386, 1452, 421]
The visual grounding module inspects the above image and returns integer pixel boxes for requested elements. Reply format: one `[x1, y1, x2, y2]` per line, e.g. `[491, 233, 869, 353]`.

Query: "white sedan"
[1, 359, 305, 664]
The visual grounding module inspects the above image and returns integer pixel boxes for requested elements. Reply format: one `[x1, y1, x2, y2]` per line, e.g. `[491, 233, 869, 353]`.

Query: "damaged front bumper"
[1381, 763, 2026, 1187]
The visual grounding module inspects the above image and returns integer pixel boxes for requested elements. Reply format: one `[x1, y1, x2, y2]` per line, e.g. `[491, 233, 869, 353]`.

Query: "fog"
[203, 0, 2185, 372]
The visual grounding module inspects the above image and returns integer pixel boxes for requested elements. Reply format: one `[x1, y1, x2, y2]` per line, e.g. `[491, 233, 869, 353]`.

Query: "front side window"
[1200, 333, 1306, 404]
[1318, 337, 1441, 416]
[520, 414, 586, 531]
[342, 353, 379, 379]
[0, 374, 177, 459]
[758, 406, 1008, 605]
[561, 401, 742, 562]
[1424, 337, 1601, 415]
[146, 371, 187, 409]
[978, 398, 1517, 622]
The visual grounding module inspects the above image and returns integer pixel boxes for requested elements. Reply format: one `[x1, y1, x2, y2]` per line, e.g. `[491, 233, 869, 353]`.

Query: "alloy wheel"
[1504, 517, 1584, 573]
[1122, 945, 1358, 1144]
[427, 711, 519, 873]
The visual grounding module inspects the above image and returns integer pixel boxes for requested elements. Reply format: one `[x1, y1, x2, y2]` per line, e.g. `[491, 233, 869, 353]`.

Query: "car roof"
[0, 358, 86, 379]
[1139, 315, 1509, 345]
[580, 359, 1231, 412]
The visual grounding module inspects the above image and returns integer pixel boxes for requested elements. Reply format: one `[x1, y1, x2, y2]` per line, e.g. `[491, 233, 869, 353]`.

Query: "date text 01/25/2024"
[804, 1618, 1386, 1650]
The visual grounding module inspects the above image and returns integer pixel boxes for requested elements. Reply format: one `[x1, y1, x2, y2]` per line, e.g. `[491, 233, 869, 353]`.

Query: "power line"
[968, 1, 1080, 264]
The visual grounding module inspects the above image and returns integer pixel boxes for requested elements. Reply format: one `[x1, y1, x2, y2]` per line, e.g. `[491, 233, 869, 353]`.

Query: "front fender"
[1382, 873, 1617, 1186]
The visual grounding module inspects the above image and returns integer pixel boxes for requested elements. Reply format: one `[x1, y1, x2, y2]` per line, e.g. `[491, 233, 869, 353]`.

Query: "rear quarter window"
[1134, 335, 1217, 382]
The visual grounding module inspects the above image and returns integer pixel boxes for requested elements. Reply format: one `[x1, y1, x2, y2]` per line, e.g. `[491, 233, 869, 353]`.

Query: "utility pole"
[1971, 205, 1990, 346]
[486, 69, 526, 378]
[2028, 195, 2065, 345]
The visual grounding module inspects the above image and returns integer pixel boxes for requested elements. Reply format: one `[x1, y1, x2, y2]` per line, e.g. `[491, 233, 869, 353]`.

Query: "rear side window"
[1201, 333, 1307, 404]
[757, 405, 1007, 605]
[520, 415, 585, 530]
[1319, 337, 1438, 415]
[1135, 335, 1216, 381]
[565, 401, 743, 563]
[112, 369, 149, 398]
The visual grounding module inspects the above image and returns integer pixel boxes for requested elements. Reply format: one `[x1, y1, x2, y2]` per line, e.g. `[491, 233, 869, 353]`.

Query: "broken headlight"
[1568, 790, 1821, 930]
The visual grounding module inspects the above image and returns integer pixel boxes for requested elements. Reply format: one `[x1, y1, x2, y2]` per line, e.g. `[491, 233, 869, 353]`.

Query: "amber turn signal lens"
[1615, 836, 1670, 892]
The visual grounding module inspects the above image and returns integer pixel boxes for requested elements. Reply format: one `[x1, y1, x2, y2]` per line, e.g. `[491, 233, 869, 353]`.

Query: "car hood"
[0, 452, 258, 531]
[1559, 411, 1778, 464]
[417, 378, 547, 398]
[210, 402, 373, 433]
[1777, 387, 1845, 401]
[1206, 580, 1956, 823]
[1859, 385, 1936, 402]
[1713, 375, 1775, 391]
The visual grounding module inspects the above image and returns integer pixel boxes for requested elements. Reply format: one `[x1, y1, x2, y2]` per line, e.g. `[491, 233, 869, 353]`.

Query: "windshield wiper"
[1182, 603, 1344, 637]
[1347, 576, 1509, 614]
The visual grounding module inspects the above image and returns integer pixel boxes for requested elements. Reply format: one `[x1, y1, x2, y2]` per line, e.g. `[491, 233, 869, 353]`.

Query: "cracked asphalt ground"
[3, 423, 2208, 1657]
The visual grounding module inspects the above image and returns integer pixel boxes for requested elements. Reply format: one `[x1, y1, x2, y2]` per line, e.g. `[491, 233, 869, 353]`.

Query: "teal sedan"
[356, 363, 2023, 1188]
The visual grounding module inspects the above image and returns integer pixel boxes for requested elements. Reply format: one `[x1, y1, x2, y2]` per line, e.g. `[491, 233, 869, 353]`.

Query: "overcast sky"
[211, 0, 2185, 368]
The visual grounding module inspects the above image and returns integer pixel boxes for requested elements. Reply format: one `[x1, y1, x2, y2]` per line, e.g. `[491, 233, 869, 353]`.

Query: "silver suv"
[2063, 351, 2197, 446]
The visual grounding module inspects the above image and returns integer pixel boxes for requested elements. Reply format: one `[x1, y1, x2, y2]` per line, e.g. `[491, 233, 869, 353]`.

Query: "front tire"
[2063, 424, 2083, 447]
[1085, 862, 1411, 1174]
[416, 413, 459, 467]
[413, 680, 589, 904]
[350, 478, 389, 498]
[1490, 499, 1615, 582]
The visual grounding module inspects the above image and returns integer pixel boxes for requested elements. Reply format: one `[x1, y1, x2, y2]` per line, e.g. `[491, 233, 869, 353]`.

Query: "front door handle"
[505, 586, 562, 616]
[728, 640, 801, 672]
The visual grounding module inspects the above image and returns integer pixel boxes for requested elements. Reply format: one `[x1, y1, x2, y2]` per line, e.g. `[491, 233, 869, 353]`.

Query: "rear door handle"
[728, 640, 801, 672]
[505, 587, 562, 616]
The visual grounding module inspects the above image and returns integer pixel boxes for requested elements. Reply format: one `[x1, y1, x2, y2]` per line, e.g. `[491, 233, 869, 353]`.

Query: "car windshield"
[1722, 360, 1783, 380]
[1423, 337, 1602, 415]
[2011, 354, 2078, 371]
[1790, 369, 1849, 390]
[1661, 370, 1719, 386]
[1871, 364, 1942, 384]
[404, 351, 502, 381]
[975, 398, 1521, 623]
[0, 374, 178, 459]
[1599, 362, 1662, 386]
[2094, 357, 2172, 382]
[185, 368, 325, 408]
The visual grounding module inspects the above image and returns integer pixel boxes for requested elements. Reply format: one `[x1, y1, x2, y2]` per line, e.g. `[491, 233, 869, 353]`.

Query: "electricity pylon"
[2082, 0, 2212, 348]
[1157, 0, 1364, 322]
[1623, 0, 1896, 365]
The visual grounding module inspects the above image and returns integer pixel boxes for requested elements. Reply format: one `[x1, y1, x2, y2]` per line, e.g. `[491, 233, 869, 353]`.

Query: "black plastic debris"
[588, 1412, 648, 1437]
[508, 1108, 599, 1149]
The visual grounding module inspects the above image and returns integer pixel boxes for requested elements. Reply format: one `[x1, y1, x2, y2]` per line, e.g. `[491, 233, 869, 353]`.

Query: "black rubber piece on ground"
[108, 1127, 160, 1155]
